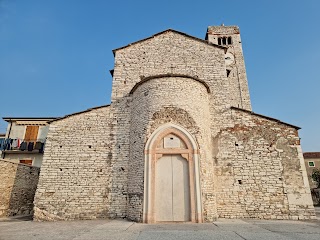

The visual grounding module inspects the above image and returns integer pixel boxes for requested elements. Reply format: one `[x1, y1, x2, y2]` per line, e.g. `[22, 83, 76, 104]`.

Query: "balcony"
[0, 138, 45, 154]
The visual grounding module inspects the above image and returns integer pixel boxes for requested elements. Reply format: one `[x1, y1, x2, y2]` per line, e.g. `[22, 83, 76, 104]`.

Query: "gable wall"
[109, 32, 230, 221]
[34, 106, 112, 221]
[214, 109, 315, 220]
[112, 31, 229, 106]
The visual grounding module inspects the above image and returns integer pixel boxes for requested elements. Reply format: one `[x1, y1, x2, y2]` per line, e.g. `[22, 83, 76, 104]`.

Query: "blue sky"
[0, 0, 319, 151]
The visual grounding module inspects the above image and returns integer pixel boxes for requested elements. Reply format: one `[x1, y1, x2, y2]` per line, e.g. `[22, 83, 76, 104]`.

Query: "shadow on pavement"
[0, 215, 33, 222]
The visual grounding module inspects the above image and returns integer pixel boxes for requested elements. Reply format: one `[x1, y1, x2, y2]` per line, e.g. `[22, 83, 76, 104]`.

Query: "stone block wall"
[214, 108, 316, 220]
[112, 31, 231, 141]
[107, 100, 131, 219]
[0, 160, 40, 217]
[112, 31, 229, 108]
[34, 106, 113, 221]
[128, 76, 213, 221]
[111, 31, 229, 221]
[206, 26, 251, 111]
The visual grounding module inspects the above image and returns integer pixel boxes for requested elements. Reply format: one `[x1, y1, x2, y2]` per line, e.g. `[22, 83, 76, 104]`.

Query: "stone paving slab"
[244, 220, 320, 234]
[0, 218, 320, 240]
[137, 230, 242, 240]
[281, 233, 320, 240]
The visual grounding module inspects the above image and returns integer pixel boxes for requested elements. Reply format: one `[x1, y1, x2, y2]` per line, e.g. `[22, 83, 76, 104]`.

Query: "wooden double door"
[155, 154, 191, 222]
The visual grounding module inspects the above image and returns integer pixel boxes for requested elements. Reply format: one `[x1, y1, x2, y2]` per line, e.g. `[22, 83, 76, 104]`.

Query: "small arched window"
[218, 38, 222, 45]
[227, 37, 232, 45]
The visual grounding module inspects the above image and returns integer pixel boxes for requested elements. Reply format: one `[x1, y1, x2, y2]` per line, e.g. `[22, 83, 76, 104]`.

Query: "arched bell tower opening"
[143, 124, 203, 223]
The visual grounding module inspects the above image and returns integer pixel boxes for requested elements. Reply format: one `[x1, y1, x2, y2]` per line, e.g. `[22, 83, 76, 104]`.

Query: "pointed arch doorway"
[143, 124, 203, 223]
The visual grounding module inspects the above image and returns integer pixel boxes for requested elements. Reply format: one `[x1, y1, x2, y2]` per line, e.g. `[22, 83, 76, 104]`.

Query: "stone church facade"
[34, 26, 316, 222]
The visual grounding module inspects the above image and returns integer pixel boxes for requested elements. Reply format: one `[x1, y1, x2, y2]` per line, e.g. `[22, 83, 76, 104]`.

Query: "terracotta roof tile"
[303, 152, 320, 158]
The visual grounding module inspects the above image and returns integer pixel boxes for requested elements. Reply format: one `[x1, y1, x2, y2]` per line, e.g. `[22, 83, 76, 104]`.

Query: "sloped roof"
[49, 105, 110, 123]
[112, 29, 226, 55]
[3, 117, 58, 122]
[303, 152, 320, 158]
[231, 107, 300, 130]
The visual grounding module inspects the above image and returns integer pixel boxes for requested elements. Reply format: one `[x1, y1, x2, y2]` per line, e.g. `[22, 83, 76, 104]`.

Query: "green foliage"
[311, 169, 320, 188]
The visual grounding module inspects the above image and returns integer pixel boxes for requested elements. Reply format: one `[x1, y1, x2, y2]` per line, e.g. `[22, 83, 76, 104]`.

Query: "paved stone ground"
[0, 208, 319, 240]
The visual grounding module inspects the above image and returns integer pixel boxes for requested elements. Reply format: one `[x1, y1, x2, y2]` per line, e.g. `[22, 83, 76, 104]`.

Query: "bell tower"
[206, 25, 251, 111]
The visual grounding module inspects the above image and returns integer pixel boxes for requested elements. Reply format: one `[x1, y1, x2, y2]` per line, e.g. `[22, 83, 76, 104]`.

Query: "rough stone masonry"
[0, 160, 40, 217]
[34, 25, 316, 222]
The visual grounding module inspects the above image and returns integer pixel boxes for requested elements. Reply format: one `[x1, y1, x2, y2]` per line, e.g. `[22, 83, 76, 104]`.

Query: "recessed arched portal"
[143, 124, 203, 223]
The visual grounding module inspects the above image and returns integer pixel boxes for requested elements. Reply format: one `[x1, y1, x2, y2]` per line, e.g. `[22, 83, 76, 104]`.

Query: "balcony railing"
[0, 138, 46, 153]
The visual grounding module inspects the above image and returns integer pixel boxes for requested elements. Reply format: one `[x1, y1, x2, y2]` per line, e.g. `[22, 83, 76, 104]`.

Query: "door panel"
[155, 155, 173, 221]
[172, 155, 190, 221]
[155, 154, 190, 222]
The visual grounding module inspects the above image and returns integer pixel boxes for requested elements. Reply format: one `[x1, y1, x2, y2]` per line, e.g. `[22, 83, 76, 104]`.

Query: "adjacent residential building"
[303, 152, 320, 189]
[1, 117, 57, 167]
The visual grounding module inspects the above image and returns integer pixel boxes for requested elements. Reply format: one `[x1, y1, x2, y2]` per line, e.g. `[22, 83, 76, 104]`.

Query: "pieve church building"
[34, 25, 316, 222]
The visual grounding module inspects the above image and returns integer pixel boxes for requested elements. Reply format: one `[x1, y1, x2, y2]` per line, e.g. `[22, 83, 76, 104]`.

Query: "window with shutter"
[24, 126, 39, 141]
